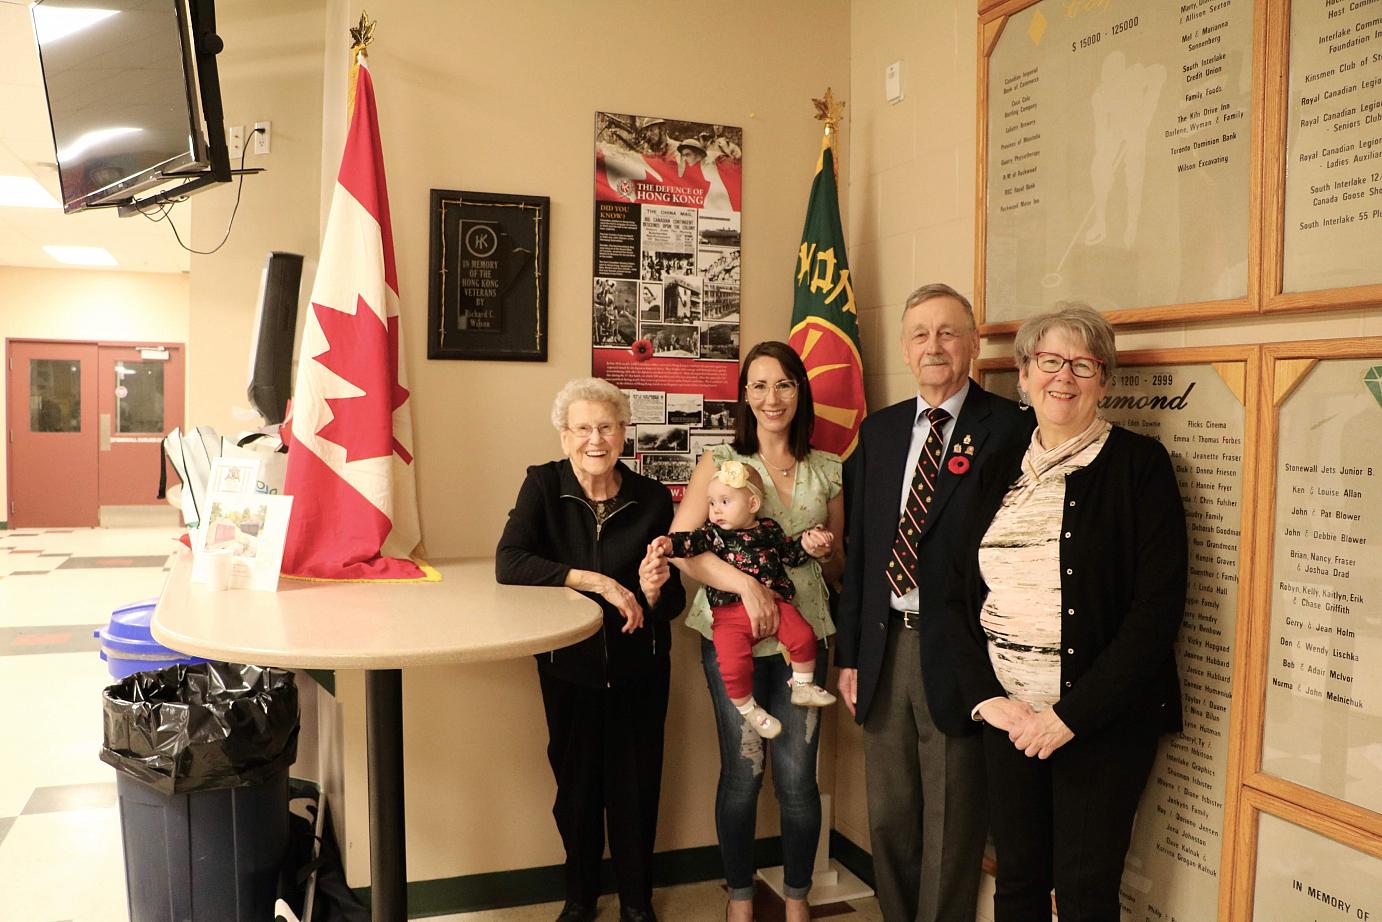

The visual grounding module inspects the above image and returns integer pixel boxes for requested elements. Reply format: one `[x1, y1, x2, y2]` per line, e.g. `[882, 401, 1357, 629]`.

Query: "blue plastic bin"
[95, 599, 207, 679]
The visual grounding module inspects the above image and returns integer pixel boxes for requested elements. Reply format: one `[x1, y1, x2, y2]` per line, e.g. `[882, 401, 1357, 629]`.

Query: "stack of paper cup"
[206, 549, 236, 591]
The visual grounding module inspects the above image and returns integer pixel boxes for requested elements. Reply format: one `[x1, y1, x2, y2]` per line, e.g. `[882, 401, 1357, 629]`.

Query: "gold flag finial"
[347, 12, 376, 122]
[812, 88, 845, 136]
[350, 12, 376, 52]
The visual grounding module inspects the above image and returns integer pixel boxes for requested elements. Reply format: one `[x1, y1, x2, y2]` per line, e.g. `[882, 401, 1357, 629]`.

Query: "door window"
[114, 360, 165, 433]
[29, 359, 81, 432]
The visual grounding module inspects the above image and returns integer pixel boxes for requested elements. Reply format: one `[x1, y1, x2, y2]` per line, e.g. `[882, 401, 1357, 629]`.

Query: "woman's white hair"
[550, 377, 632, 431]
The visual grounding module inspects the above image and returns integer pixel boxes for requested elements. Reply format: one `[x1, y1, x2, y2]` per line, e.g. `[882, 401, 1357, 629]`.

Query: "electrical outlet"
[227, 125, 244, 159]
[253, 121, 271, 155]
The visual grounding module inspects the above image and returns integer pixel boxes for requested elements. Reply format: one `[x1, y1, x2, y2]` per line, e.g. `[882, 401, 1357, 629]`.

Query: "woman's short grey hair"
[550, 377, 632, 430]
[1013, 302, 1117, 381]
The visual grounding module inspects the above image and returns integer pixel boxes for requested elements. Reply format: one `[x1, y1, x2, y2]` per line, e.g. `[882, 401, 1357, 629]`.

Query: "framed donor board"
[1264, 0, 1382, 312]
[976, 0, 1265, 332]
[1226, 338, 1382, 921]
[981, 346, 1259, 921]
[427, 189, 550, 361]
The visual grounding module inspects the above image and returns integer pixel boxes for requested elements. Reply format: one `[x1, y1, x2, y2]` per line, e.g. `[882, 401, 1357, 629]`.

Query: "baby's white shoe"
[744, 706, 782, 739]
[790, 683, 836, 708]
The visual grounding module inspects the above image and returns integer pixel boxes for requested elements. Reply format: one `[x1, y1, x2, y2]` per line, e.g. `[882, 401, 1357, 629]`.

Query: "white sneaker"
[790, 683, 836, 707]
[743, 706, 781, 739]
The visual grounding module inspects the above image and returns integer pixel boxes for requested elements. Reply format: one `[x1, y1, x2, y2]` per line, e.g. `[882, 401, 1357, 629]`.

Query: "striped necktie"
[886, 406, 951, 597]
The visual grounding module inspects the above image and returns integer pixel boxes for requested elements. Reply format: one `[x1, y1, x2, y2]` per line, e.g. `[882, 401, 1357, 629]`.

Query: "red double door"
[6, 339, 185, 527]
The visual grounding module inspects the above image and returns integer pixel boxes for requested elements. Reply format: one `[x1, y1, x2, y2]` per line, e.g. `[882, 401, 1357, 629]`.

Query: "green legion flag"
[789, 136, 866, 459]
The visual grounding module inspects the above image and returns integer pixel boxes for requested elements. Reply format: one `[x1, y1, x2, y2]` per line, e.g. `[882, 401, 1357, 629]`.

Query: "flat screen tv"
[31, 0, 230, 214]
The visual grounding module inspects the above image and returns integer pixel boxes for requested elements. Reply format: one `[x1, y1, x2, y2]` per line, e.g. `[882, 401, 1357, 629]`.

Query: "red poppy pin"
[947, 455, 971, 475]
[630, 338, 654, 361]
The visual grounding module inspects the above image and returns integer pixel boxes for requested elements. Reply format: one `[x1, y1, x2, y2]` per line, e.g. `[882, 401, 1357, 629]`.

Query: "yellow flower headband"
[715, 459, 763, 498]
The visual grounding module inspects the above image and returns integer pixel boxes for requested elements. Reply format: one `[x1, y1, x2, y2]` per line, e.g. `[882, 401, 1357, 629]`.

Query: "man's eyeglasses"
[566, 423, 624, 439]
[746, 381, 800, 399]
[1031, 352, 1104, 379]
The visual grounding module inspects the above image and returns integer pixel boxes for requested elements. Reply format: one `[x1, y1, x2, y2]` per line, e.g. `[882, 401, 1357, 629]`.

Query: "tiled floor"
[0, 524, 896, 921]
[0, 524, 182, 922]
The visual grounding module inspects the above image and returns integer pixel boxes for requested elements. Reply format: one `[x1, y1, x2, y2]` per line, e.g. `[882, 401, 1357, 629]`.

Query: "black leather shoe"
[619, 908, 658, 922]
[556, 902, 597, 922]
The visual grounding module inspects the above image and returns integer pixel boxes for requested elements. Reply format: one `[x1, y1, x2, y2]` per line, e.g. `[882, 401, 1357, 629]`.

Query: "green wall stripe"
[352, 836, 786, 918]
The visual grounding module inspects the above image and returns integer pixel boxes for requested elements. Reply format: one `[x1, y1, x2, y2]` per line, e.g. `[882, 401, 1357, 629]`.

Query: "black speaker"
[246, 251, 304, 426]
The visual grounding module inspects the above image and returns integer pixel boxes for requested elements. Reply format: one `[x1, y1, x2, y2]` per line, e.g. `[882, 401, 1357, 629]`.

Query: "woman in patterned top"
[664, 340, 844, 922]
[946, 305, 1187, 922]
[649, 460, 835, 740]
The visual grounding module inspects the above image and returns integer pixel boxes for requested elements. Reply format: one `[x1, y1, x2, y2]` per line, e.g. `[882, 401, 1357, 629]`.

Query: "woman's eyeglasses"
[566, 423, 624, 439]
[746, 381, 800, 399]
[1031, 352, 1103, 379]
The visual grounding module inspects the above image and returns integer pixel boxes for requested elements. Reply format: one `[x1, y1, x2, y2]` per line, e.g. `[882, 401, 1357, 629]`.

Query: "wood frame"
[1259, 0, 1382, 313]
[974, 0, 1268, 334]
[979, 345, 1261, 921]
[1226, 338, 1382, 915]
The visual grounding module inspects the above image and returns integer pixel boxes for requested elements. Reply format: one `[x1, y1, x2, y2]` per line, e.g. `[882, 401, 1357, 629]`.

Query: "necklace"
[759, 452, 796, 477]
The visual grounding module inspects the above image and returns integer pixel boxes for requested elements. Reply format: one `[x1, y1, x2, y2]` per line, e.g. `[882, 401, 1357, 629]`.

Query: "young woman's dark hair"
[732, 340, 815, 459]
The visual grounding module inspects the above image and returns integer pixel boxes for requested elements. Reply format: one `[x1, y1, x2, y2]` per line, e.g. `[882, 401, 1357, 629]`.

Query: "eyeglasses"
[746, 381, 799, 399]
[566, 423, 624, 439]
[1031, 352, 1104, 379]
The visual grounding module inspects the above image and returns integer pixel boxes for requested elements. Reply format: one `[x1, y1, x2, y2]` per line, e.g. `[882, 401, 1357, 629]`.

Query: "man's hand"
[837, 667, 859, 717]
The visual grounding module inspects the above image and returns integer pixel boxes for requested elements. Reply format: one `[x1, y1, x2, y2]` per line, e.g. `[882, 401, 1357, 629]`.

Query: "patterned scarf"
[1002, 416, 1112, 507]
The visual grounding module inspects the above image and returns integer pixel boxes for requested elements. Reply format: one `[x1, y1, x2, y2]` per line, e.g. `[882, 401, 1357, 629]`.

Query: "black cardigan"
[496, 459, 686, 688]
[945, 425, 1187, 738]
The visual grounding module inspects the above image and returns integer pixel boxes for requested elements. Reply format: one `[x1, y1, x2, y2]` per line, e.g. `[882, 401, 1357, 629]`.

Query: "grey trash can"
[101, 662, 299, 922]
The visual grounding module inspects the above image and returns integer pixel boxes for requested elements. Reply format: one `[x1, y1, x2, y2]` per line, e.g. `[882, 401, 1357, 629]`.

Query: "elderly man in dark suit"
[836, 283, 1031, 922]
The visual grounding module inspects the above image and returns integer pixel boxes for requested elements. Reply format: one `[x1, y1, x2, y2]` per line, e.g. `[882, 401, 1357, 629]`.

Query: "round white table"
[152, 553, 602, 921]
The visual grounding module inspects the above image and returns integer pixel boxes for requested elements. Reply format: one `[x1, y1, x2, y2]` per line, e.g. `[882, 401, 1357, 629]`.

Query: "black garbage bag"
[101, 661, 299, 795]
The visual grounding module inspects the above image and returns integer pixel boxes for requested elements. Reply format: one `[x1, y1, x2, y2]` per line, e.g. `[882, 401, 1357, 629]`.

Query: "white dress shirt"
[889, 380, 970, 613]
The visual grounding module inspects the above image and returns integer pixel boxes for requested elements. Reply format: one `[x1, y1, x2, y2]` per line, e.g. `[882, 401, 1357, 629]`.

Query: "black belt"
[891, 609, 920, 630]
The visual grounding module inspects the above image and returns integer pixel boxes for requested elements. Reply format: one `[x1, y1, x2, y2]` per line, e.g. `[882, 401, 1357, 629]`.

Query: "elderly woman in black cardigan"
[946, 304, 1186, 922]
[497, 377, 685, 922]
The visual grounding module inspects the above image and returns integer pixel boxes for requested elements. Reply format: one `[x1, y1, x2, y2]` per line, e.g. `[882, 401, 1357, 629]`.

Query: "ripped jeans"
[701, 636, 828, 901]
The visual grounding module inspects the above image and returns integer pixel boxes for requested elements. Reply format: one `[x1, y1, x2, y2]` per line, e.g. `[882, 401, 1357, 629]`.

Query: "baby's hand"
[646, 535, 673, 560]
[800, 526, 833, 559]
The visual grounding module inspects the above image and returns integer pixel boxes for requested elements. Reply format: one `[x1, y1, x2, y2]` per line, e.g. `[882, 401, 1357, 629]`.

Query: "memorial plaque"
[1262, 356, 1382, 813]
[984, 0, 1254, 323]
[1251, 813, 1382, 921]
[427, 189, 550, 361]
[1282, 2, 1382, 293]
[983, 359, 1246, 921]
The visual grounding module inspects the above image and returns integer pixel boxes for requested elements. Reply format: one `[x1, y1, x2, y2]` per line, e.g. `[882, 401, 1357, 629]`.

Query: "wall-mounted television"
[31, 0, 231, 215]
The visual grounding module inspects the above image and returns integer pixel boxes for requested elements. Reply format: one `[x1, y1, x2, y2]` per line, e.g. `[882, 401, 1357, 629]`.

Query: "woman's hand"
[1009, 707, 1074, 759]
[566, 568, 644, 633]
[639, 539, 671, 608]
[977, 697, 1035, 732]
[600, 575, 644, 633]
[799, 526, 834, 560]
[740, 577, 780, 640]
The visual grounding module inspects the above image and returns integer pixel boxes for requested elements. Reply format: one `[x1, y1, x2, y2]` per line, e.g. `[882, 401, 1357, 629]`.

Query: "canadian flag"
[281, 55, 427, 581]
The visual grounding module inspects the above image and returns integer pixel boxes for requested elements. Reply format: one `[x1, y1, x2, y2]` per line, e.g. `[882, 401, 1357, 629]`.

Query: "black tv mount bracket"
[114, 1, 261, 216]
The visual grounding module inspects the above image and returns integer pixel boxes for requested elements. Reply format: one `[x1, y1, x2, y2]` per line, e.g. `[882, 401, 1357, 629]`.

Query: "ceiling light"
[31, 7, 118, 45]
[43, 245, 118, 267]
[0, 175, 59, 208]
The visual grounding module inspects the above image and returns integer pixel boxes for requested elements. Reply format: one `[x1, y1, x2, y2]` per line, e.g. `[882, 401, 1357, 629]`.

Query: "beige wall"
[209, 0, 854, 886]
[0, 265, 189, 517]
[187, 1, 328, 437]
